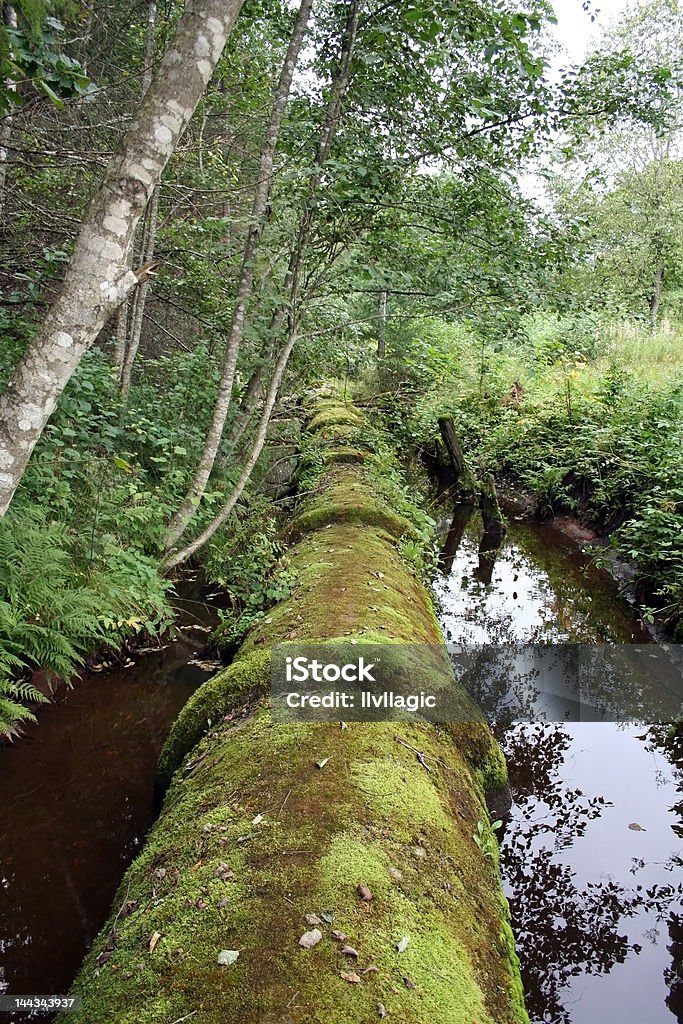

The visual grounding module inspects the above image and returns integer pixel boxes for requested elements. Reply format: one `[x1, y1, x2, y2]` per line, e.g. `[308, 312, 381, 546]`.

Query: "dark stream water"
[0, 591, 222, 1019]
[435, 511, 683, 1024]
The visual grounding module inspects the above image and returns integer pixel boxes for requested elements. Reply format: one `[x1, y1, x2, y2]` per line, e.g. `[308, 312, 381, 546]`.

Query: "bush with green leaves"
[390, 316, 683, 629]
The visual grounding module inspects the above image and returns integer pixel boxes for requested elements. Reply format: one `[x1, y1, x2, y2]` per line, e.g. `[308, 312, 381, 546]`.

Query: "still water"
[0, 596, 221, 1019]
[436, 511, 683, 1024]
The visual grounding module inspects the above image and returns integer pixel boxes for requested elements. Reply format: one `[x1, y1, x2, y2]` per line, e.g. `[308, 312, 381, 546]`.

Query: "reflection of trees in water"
[639, 725, 683, 1022]
[499, 723, 683, 1024]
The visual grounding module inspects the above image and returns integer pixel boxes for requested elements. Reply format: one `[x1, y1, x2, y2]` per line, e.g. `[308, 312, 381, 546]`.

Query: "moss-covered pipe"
[64, 392, 527, 1024]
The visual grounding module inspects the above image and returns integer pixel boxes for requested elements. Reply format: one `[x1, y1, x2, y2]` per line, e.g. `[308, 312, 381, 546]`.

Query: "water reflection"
[435, 511, 683, 1024]
[499, 722, 683, 1024]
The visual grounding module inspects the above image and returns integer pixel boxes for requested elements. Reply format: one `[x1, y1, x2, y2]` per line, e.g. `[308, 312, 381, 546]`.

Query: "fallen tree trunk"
[64, 394, 527, 1024]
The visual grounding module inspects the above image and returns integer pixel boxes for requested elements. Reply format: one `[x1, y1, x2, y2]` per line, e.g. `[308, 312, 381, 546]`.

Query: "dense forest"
[1, 0, 683, 1021]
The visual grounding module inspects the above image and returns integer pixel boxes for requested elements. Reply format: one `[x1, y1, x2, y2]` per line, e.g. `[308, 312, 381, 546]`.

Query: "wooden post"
[437, 415, 477, 497]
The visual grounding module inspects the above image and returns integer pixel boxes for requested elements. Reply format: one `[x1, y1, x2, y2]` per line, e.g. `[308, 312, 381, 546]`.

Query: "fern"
[0, 508, 172, 739]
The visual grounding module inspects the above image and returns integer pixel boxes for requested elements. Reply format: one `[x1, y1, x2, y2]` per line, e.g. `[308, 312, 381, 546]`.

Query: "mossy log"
[437, 415, 477, 497]
[65, 392, 527, 1024]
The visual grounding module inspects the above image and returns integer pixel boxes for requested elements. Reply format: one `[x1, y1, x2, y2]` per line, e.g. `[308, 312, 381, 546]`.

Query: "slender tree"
[164, 0, 361, 567]
[164, 0, 315, 550]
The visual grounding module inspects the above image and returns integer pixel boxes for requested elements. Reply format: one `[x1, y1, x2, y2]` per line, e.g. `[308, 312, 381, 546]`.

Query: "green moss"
[321, 446, 369, 464]
[289, 466, 414, 541]
[65, 394, 527, 1024]
[308, 406, 364, 432]
[157, 649, 271, 788]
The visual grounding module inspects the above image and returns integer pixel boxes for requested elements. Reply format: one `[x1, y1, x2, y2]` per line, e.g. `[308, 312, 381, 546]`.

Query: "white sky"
[551, 0, 633, 63]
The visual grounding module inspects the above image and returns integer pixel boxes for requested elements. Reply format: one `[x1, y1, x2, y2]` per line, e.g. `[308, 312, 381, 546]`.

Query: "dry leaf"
[403, 976, 416, 989]
[305, 914, 322, 926]
[252, 813, 264, 825]
[341, 970, 362, 984]
[217, 949, 239, 966]
[215, 861, 235, 881]
[315, 757, 330, 770]
[320, 910, 335, 923]
[628, 822, 646, 831]
[396, 936, 410, 954]
[299, 928, 322, 949]
[377, 1003, 387, 1019]
[341, 945, 359, 958]
[331, 930, 347, 942]
[362, 965, 379, 975]
[388, 867, 402, 881]
[357, 884, 373, 902]
[149, 931, 161, 953]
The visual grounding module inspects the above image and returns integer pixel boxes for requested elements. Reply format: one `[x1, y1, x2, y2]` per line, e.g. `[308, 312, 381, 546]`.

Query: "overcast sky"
[551, 0, 632, 62]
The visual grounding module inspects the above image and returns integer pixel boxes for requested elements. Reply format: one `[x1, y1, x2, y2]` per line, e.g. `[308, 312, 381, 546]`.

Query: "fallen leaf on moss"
[299, 928, 322, 949]
[396, 936, 410, 953]
[215, 861, 234, 881]
[149, 931, 161, 953]
[341, 945, 359, 958]
[403, 976, 416, 989]
[252, 813, 264, 825]
[305, 914, 322, 926]
[315, 757, 330, 770]
[331, 930, 347, 942]
[341, 970, 362, 984]
[377, 1003, 387, 1018]
[362, 965, 379, 975]
[217, 949, 239, 966]
[320, 910, 335, 923]
[357, 884, 373, 901]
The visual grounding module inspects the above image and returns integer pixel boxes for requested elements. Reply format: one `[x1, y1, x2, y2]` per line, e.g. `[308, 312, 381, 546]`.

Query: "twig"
[168, 1012, 198, 1024]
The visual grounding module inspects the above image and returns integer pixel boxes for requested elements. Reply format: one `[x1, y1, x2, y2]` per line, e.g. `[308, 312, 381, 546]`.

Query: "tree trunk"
[649, 263, 664, 329]
[377, 288, 387, 358]
[0, 0, 245, 517]
[115, 0, 158, 384]
[163, 322, 299, 568]
[0, 4, 17, 225]
[163, 0, 360, 566]
[66, 400, 526, 1024]
[437, 415, 477, 498]
[119, 185, 160, 397]
[164, 0, 314, 550]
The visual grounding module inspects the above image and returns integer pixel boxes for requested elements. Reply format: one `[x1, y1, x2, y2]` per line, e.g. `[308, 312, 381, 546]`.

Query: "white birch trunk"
[0, 0, 245, 516]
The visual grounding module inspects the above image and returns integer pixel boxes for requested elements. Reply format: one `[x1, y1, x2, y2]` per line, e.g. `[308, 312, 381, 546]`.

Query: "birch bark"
[0, 0, 244, 516]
